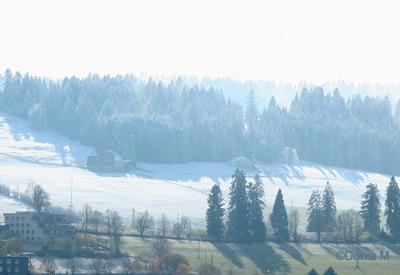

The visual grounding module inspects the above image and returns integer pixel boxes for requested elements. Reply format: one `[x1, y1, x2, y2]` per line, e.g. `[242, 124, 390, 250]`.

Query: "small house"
[87, 148, 135, 172]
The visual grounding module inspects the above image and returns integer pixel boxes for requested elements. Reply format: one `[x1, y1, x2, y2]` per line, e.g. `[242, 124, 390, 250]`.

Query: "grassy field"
[120, 236, 400, 275]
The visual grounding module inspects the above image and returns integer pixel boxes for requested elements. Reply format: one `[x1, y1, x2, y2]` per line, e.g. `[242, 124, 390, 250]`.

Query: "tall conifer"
[248, 174, 266, 243]
[206, 184, 225, 240]
[270, 189, 289, 242]
[385, 176, 400, 239]
[228, 169, 250, 243]
[360, 183, 381, 236]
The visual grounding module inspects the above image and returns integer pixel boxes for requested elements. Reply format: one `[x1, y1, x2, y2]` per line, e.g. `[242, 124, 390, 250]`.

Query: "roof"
[4, 211, 65, 217]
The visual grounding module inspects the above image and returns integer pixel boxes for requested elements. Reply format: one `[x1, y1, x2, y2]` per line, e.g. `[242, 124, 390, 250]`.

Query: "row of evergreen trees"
[206, 169, 290, 243]
[1, 69, 400, 175]
[207, 170, 400, 243]
[307, 176, 400, 241]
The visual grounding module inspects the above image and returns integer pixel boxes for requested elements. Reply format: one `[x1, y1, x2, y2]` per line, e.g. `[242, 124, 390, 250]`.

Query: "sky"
[0, 0, 399, 84]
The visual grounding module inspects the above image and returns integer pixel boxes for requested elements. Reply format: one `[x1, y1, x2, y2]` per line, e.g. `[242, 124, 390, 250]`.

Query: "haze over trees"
[1, 70, 400, 175]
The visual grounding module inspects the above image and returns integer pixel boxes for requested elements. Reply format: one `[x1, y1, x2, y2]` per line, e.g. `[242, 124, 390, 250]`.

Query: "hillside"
[0, 112, 391, 223]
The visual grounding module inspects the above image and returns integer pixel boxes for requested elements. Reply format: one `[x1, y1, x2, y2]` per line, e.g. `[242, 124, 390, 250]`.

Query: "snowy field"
[0, 113, 393, 224]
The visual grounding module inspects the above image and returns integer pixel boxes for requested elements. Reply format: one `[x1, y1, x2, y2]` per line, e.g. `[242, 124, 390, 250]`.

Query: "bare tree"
[32, 184, 50, 212]
[151, 237, 171, 258]
[81, 204, 93, 231]
[337, 210, 364, 242]
[105, 209, 112, 235]
[89, 257, 106, 275]
[3, 236, 23, 255]
[65, 257, 80, 275]
[121, 257, 135, 274]
[172, 222, 184, 239]
[91, 210, 104, 234]
[109, 210, 123, 254]
[131, 207, 136, 228]
[104, 259, 116, 274]
[40, 256, 56, 274]
[136, 210, 154, 238]
[158, 214, 170, 237]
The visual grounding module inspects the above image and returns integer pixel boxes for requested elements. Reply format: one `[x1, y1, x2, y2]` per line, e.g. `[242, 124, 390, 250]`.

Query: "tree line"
[207, 171, 400, 243]
[1, 69, 400, 175]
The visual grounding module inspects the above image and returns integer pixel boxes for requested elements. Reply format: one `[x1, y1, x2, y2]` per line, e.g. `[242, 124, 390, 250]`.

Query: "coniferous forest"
[1, 69, 400, 175]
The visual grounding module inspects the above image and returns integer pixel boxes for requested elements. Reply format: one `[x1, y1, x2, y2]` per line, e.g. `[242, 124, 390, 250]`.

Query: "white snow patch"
[0, 113, 393, 224]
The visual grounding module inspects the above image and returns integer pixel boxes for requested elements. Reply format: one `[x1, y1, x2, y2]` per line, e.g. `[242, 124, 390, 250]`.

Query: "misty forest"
[1, 69, 399, 175]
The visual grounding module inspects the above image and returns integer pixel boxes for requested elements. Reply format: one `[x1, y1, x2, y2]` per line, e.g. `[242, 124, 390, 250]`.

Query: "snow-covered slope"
[0, 113, 392, 223]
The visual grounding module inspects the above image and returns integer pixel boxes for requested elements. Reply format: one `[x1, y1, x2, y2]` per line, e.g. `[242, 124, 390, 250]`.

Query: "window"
[15, 259, 19, 264]
[16, 223, 19, 227]
[6, 259, 11, 264]
[27, 223, 30, 227]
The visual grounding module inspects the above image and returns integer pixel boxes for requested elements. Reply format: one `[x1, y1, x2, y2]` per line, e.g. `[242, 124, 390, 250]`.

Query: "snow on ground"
[0, 112, 393, 224]
[0, 196, 31, 222]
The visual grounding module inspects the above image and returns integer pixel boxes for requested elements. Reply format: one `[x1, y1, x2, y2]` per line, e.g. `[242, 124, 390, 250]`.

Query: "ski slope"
[0, 113, 392, 223]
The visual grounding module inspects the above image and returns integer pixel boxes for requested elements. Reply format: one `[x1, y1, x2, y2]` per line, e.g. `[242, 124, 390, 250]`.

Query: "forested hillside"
[1, 69, 399, 175]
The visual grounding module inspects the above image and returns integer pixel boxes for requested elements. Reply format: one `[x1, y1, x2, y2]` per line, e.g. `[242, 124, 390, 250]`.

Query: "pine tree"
[245, 89, 258, 158]
[322, 182, 336, 232]
[323, 267, 338, 275]
[385, 176, 400, 240]
[248, 174, 266, 243]
[227, 169, 250, 243]
[308, 269, 319, 275]
[206, 184, 225, 240]
[307, 190, 323, 241]
[245, 89, 258, 132]
[270, 189, 289, 242]
[360, 183, 381, 236]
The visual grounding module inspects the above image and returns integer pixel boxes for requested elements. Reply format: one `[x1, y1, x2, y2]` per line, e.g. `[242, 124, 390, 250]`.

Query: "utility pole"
[69, 178, 73, 209]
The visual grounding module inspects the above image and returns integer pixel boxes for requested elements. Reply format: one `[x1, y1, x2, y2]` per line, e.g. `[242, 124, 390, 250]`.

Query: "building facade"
[3, 212, 75, 250]
[0, 256, 29, 275]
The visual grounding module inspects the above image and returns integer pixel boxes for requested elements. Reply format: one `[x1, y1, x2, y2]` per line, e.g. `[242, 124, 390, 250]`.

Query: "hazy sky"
[0, 0, 399, 83]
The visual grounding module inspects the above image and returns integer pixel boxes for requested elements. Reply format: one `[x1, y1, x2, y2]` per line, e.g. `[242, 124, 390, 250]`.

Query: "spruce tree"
[270, 189, 289, 242]
[248, 174, 266, 243]
[307, 190, 323, 241]
[323, 267, 338, 275]
[206, 184, 225, 240]
[227, 169, 250, 243]
[322, 182, 336, 232]
[360, 183, 381, 236]
[308, 269, 319, 275]
[385, 176, 400, 240]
